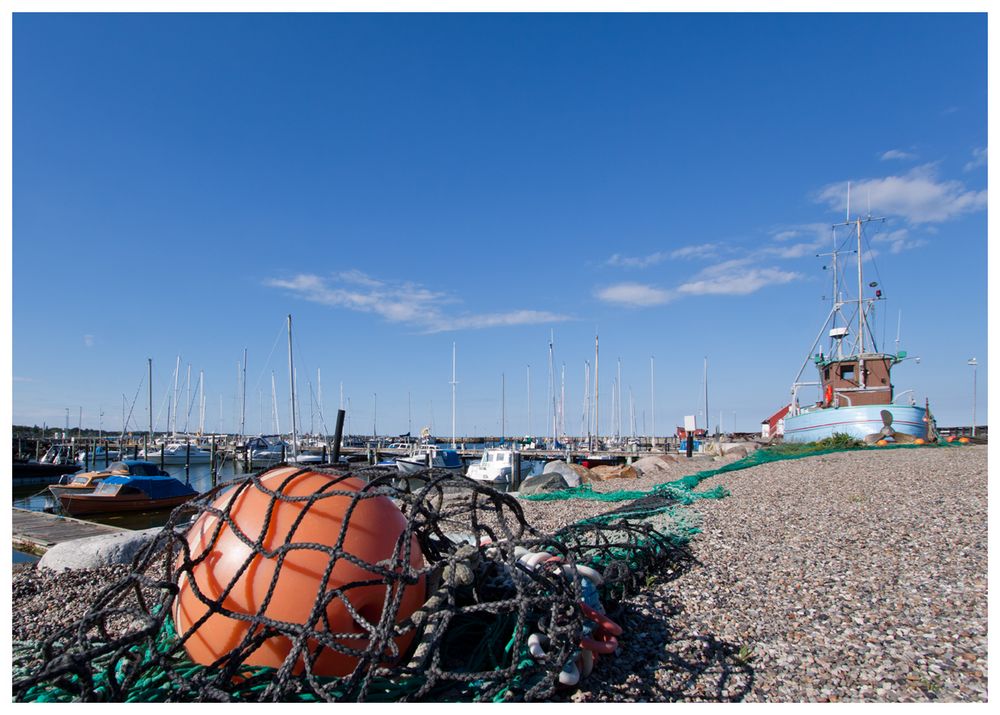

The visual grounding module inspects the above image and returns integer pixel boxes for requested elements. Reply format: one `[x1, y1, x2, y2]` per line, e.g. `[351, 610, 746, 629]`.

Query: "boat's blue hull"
[782, 404, 928, 443]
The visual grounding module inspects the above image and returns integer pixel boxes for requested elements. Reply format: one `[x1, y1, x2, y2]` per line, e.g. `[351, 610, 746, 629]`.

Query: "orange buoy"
[959, 437, 970, 444]
[913, 438, 925, 445]
[876, 439, 888, 446]
[174, 467, 425, 676]
[946, 436, 958, 443]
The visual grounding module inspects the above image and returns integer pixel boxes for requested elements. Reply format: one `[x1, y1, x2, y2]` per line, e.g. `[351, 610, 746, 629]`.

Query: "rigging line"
[121, 370, 146, 436]
[250, 320, 287, 396]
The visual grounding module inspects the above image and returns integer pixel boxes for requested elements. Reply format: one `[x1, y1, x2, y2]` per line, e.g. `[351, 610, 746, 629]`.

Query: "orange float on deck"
[173, 467, 425, 676]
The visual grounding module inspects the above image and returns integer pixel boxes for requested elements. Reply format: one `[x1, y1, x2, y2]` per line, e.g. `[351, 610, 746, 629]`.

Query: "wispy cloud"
[676, 259, 801, 296]
[605, 243, 721, 269]
[596, 258, 801, 307]
[870, 227, 928, 255]
[763, 223, 830, 259]
[964, 147, 987, 172]
[83, 334, 95, 348]
[815, 165, 987, 224]
[595, 282, 674, 307]
[606, 252, 669, 269]
[879, 149, 916, 162]
[13, 376, 36, 383]
[265, 271, 571, 333]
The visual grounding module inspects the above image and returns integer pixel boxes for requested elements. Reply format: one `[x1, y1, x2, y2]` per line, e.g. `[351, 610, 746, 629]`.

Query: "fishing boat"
[778, 203, 933, 444]
[396, 445, 464, 476]
[466, 448, 544, 486]
[47, 460, 170, 498]
[57, 473, 198, 516]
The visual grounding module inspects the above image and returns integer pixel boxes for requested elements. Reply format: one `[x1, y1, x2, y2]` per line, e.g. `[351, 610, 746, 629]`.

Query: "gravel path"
[566, 444, 988, 702]
[12, 445, 988, 702]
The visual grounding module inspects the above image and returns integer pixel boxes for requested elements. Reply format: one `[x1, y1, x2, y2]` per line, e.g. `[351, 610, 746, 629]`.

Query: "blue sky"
[11, 12, 988, 437]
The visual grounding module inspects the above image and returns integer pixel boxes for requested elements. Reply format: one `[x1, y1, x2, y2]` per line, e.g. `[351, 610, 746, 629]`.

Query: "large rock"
[632, 456, 675, 476]
[518, 472, 571, 495]
[38, 527, 165, 572]
[589, 464, 638, 481]
[542, 460, 590, 487]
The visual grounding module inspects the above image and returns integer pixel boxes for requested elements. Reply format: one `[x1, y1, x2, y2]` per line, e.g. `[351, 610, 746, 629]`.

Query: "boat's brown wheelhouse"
[816, 354, 896, 407]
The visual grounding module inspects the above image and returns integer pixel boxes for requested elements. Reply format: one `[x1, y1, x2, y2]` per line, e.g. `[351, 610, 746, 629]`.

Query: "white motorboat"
[466, 448, 544, 486]
[396, 446, 464, 476]
[141, 441, 212, 464]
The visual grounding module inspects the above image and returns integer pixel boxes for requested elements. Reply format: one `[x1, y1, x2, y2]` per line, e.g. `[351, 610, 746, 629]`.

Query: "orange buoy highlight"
[958, 437, 970, 444]
[174, 467, 425, 676]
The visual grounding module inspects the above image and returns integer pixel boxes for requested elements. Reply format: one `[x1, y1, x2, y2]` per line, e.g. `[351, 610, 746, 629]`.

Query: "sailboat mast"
[451, 342, 457, 448]
[287, 315, 298, 459]
[650, 355, 656, 449]
[501, 372, 506, 444]
[172, 355, 180, 436]
[271, 371, 280, 434]
[240, 348, 248, 440]
[594, 334, 599, 447]
[147, 358, 153, 441]
[198, 370, 205, 435]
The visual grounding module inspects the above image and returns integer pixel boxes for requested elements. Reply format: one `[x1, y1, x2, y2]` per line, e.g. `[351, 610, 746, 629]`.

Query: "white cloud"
[605, 243, 721, 269]
[83, 334, 95, 348]
[870, 227, 928, 255]
[13, 376, 36, 383]
[265, 271, 570, 333]
[964, 147, 987, 172]
[879, 149, 916, 162]
[606, 251, 669, 269]
[764, 223, 831, 258]
[816, 165, 987, 224]
[676, 259, 801, 296]
[595, 282, 674, 307]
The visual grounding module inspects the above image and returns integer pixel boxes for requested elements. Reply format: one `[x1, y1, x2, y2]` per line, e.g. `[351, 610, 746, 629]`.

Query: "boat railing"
[892, 390, 916, 406]
[835, 391, 854, 407]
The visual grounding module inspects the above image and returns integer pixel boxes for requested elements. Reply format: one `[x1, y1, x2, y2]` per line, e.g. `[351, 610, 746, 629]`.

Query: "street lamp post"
[967, 358, 978, 437]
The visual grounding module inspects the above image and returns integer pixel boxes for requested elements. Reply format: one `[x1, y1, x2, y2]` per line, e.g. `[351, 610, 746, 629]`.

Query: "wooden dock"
[12, 507, 127, 556]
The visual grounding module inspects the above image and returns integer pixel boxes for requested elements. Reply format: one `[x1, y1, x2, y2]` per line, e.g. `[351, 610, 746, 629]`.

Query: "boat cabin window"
[824, 367, 830, 380]
[839, 364, 856, 381]
[72, 476, 91, 485]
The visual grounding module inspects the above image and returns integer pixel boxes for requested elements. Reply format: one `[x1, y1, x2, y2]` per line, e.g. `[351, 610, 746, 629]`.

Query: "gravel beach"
[12, 445, 988, 702]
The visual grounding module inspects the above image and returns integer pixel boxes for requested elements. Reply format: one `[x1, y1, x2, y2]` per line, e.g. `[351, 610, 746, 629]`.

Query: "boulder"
[542, 460, 591, 487]
[632, 456, 674, 476]
[518, 472, 571, 495]
[589, 464, 638, 481]
[38, 527, 165, 572]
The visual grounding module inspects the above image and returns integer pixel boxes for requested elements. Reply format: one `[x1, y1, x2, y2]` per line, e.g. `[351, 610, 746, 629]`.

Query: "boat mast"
[451, 342, 457, 448]
[594, 334, 599, 448]
[548, 331, 555, 447]
[501, 372, 505, 444]
[704, 356, 709, 435]
[198, 370, 205, 435]
[650, 355, 655, 450]
[287, 315, 298, 460]
[271, 371, 280, 434]
[526, 363, 531, 438]
[171, 355, 180, 436]
[240, 348, 248, 440]
[147, 358, 153, 442]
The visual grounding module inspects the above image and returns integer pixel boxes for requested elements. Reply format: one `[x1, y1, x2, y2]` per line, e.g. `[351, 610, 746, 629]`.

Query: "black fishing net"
[12, 464, 694, 702]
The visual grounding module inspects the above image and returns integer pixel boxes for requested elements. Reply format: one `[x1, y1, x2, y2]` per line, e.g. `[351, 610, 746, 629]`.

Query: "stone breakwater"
[12, 445, 988, 702]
